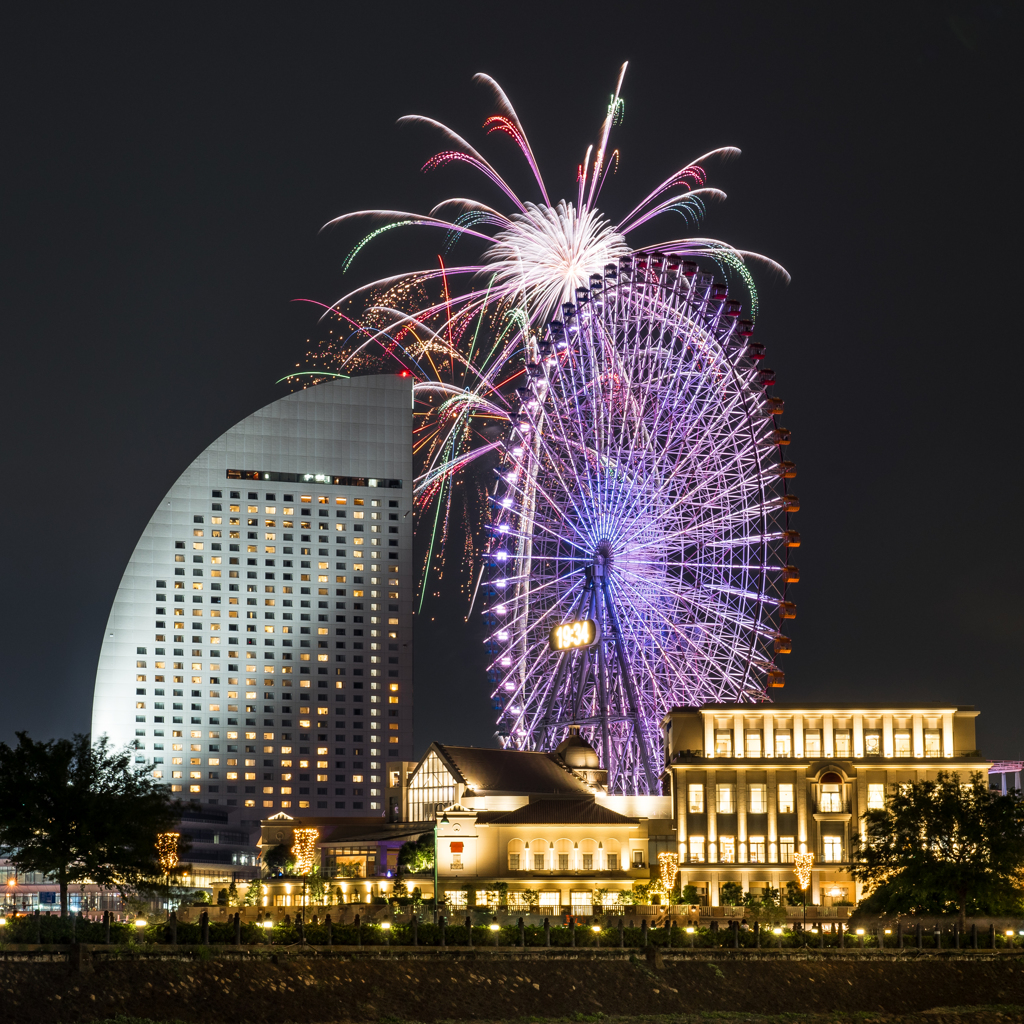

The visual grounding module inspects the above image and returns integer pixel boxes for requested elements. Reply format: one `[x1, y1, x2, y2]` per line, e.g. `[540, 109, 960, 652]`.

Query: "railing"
[813, 800, 850, 814]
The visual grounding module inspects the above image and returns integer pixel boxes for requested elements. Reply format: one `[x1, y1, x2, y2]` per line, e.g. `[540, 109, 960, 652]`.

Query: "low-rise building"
[662, 702, 989, 908]
[252, 703, 990, 919]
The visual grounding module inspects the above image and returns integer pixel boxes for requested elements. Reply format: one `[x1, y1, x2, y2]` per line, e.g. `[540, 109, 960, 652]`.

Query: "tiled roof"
[476, 798, 640, 826]
[435, 744, 591, 795]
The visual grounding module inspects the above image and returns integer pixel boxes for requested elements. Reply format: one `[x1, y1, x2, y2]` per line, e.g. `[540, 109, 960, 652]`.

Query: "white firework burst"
[322, 62, 788, 331]
[485, 201, 630, 323]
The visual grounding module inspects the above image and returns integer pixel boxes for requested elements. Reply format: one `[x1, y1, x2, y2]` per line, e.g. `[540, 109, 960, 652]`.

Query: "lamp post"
[433, 811, 449, 924]
[382, 918, 391, 949]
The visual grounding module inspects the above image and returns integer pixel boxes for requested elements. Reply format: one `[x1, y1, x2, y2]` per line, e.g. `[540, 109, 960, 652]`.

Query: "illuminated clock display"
[549, 619, 599, 652]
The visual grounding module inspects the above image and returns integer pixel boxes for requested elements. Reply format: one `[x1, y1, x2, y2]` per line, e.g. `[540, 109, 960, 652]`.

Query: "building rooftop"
[432, 743, 593, 796]
[476, 798, 639, 827]
[665, 703, 976, 717]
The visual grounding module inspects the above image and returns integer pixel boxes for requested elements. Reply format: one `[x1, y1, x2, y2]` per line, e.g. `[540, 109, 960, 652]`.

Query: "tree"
[398, 833, 435, 874]
[307, 867, 326, 905]
[262, 843, 293, 876]
[680, 884, 700, 906]
[784, 880, 804, 907]
[0, 732, 182, 917]
[243, 877, 264, 907]
[852, 770, 1024, 930]
[719, 881, 743, 906]
[227, 879, 239, 906]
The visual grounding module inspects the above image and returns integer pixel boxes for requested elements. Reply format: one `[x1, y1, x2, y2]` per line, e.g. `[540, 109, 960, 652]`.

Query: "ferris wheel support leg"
[600, 574, 660, 793]
[593, 578, 615, 788]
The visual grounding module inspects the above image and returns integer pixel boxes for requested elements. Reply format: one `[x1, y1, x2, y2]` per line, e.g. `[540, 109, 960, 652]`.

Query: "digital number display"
[549, 619, 599, 652]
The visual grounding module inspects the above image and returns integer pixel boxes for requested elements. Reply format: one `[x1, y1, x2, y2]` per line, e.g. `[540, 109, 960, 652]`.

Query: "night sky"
[3, 4, 1020, 760]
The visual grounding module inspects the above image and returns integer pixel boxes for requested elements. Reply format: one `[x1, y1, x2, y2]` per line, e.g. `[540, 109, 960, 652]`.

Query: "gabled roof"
[475, 798, 639, 826]
[433, 743, 592, 796]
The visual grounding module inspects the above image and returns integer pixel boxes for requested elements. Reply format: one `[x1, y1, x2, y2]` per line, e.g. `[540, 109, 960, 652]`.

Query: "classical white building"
[92, 375, 414, 821]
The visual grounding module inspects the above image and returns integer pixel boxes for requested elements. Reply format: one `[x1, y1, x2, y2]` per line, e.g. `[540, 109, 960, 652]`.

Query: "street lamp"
[382, 919, 392, 948]
[491, 919, 501, 947]
[433, 811, 449, 924]
[591, 923, 601, 948]
[686, 925, 695, 948]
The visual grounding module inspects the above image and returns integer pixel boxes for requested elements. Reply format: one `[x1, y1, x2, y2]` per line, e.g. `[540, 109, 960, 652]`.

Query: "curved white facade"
[92, 375, 413, 818]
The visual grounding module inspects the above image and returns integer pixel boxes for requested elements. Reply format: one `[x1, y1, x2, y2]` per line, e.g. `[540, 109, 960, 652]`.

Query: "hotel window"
[748, 783, 767, 814]
[820, 782, 843, 812]
[866, 783, 886, 810]
[834, 730, 852, 757]
[716, 783, 736, 813]
[749, 836, 766, 863]
[582, 853, 594, 870]
[719, 836, 736, 863]
[778, 782, 795, 813]
[508, 854, 520, 871]
[823, 835, 843, 862]
[745, 731, 762, 757]
[774, 731, 792, 757]
[779, 836, 795, 862]
[924, 729, 942, 756]
[537, 891, 560, 908]
[688, 836, 706, 863]
[714, 731, 733, 757]
[804, 729, 822, 758]
[558, 853, 569, 871]
[687, 783, 704, 813]
[864, 730, 882, 756]
[606, 853, 618, 870]
[533, 853, 545, 871]
[893, 730, 912, 757]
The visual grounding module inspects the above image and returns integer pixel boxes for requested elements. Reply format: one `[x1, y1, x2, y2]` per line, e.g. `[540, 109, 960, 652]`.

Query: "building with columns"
[662, 703, 988, 907]
[244, 702, 990, 918]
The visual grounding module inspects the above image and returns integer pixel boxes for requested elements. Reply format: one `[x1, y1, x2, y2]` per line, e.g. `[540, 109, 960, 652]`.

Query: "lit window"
[748, 836, 766, 863]
[924, 729, 942, 756]
[804, 729, 822, 757]
[778, 783, 795, 813]
[820, 783, 843, 813]
[719, 836, 735, 863]
[864, 730, 882, 756]
[688, 836, 705, 863]
[189, 784, 201, 793]
[779, 836, 795, 862]
[745, 731, 762, 757]
[823, 836, 843, 862]
[716, 784, 735, 813]
[866, 783, 885, 810]
[774, 731, 792, 757]
[687, 784, 704, 813]
[748, 783, 767, 814]
[714, 731, 733, 757]
[834, 730, 852, 757]
[894, 730, 912, 757]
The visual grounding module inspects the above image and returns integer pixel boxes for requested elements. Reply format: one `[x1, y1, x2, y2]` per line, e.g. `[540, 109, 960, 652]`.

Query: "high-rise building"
[92, 375, 414, 819]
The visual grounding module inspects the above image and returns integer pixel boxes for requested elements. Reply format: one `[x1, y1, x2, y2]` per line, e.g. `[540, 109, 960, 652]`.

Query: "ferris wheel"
[480, 252, 798, 794]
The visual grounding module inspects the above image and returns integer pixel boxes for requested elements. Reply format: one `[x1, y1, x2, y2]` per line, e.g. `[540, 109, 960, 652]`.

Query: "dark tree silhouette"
[0, 732, 182, 916]
[853, 770, 1024, 929]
